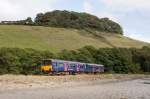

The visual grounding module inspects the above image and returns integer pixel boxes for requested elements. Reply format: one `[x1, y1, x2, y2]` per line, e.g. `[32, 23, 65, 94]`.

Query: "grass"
[0, 25, 149, 52]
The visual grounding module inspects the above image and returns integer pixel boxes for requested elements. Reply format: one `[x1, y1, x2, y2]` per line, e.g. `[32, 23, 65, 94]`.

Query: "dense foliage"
[34, 10, 123, 34]
[0, 48, 54, 74]
[0, 10, 123, 34]
[0, 46, 150, 75]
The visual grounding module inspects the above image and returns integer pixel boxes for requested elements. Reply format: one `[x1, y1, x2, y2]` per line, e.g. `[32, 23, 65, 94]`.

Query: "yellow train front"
[41, 59, 104, 74]
[41, 59, 53, 73]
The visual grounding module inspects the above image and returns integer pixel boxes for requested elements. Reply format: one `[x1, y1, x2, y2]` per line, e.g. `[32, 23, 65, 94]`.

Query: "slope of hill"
[0, 25, 149, 52]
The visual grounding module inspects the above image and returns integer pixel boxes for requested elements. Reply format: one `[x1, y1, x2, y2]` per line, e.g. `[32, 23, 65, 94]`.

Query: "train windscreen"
[42, 60, 52, 66]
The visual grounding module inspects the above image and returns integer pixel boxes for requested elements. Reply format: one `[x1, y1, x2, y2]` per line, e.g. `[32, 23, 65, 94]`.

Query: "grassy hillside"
[0, 25, 149, 52]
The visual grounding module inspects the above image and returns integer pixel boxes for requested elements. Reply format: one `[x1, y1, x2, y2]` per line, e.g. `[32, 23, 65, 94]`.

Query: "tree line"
[1, 17, 33, 25]
[0, 10, 123, 35]
[0, 46, 150, 75]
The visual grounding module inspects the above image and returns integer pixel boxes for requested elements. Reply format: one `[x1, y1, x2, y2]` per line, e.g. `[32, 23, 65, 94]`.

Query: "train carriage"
[41, 59, 104, 74]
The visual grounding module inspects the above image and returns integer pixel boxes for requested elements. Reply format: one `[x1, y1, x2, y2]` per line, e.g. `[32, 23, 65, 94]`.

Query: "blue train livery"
[41, 59, 104, 74]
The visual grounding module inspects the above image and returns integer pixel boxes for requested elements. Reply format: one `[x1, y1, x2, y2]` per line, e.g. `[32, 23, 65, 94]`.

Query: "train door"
[52, 62, 57, 72]
[76, 63, 80, 72]
[78, 63, 86, 73]
[57, 62, 64, 72]
[68, 63, 76, 75]
[92, 65, 96, 73]
[64, 62, 68, 72]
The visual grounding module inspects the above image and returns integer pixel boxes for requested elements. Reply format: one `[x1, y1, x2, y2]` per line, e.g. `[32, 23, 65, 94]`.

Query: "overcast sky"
[0, 0, 150, 43]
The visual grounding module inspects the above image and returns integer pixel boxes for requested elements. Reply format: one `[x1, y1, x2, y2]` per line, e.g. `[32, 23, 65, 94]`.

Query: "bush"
[0, 46, 150, 75]
[0, 48, 54, 75]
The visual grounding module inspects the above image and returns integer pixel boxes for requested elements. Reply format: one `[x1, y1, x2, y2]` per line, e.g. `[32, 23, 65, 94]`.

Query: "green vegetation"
[0, 46, 150, 75]
[0, 48, 54, 75]
[0, 25, 149, 52]
[34, 10, 123, 34]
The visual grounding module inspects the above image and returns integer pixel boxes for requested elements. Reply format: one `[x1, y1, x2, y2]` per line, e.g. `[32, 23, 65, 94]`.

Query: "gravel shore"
[0, 74, 150, 99]
[0, 74, 149, 90]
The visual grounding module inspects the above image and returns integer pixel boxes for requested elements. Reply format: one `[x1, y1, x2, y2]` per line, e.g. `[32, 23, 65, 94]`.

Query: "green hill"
[0, 25, 149, 52]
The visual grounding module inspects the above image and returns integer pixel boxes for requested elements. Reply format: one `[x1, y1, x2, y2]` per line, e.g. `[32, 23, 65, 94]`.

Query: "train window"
[52, 62, 57, 67]
[80, 64, 85, 68]
[43, 60, 52, 65]
[87, 65, 93, 70]
[69, 64, 76, 68]
[58, 63, 64, 67]
[80, 66, 83, 68]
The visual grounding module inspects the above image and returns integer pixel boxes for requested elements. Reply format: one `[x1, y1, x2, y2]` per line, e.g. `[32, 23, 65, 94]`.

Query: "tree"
[25, 17, 33, 25]
[34, 10, 123, 34]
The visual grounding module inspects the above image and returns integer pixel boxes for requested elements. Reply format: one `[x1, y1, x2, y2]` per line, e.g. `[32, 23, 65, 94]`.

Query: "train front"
[41, 59, 53, 72]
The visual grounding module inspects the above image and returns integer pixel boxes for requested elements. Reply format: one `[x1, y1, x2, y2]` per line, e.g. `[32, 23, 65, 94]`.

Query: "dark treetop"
[34, 10, 123, 35]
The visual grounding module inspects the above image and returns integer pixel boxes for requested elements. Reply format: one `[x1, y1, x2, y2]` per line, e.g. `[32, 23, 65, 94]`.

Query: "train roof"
[51, 59, 78, 63]
[42, 59, 104, 67]
[87, 63, 104, 67]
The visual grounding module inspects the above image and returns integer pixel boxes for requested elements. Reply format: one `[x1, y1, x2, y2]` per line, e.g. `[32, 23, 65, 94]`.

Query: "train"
[41, 59, 104, 75]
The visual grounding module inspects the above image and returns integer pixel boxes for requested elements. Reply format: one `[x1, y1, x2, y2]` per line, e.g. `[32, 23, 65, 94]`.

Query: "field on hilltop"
[0, 25, 149, 52]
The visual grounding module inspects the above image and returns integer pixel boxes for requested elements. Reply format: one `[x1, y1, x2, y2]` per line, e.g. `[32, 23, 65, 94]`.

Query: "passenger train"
[41, 59, 104, 75]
